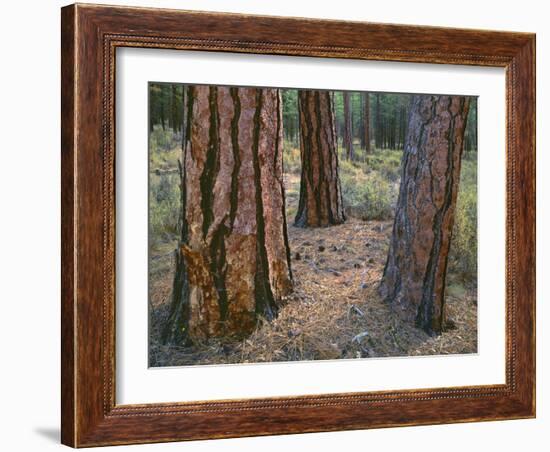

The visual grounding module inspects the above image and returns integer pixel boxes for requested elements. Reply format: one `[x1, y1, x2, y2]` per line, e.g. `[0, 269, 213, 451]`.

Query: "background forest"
[148, 83, 478, 367]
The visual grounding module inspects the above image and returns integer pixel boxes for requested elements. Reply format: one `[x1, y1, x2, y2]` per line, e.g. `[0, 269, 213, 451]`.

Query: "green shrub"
[283, 141, 301, 174]
[149, 173, 181, 244]
[365, 150, 402, 182]
[448, 159, 477, 284]
[149, 126, 182, 173]
[340, 160, 396, 221]
[149, 125, 181, 153]
[148, 125, 183, 246]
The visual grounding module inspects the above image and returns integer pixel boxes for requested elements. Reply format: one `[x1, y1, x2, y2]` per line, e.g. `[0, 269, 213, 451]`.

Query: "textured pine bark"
[343, 92, 355, 159]
[379, 95, 470, 335]
[295, 90, 345, 228]
[162, 86, 293, 344]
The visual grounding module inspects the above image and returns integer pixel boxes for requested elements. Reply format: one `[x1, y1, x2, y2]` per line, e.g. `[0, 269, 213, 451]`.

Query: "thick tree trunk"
[162, 86, 293, 344]
[364, 92, 370, 154]
[294, 90, 345, 228]
[343, 92, 354, 160]
[379, 95, 470, 335]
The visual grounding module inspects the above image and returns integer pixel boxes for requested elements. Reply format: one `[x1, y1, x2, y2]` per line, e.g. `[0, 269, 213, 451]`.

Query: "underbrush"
[364, 149, 402, 182]
[283, 141, 403, 222]
[340, 160, 395, 221]
[339, 148, 401, 221]
[149, 173, 180, 244]
[283, 142, 301, 174]
[448, 157, 477, 284]
[150, 125, 182, 153]
[149, 127, 183, 245]
[149, 126, 182, 171]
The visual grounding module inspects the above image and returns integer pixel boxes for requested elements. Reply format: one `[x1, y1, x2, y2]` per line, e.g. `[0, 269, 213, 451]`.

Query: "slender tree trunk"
[148, 87, 154, 134]
[181, 86, 187, 151]
[399, 105, 407, 150]
[171, 84, 180, 132]
[160, 99, 166, 131]
[391, 116, 397, 149]
[343, 92, 354, 160]
[364, 92, 371, 154]
[384, 116, 389, 149]
[387, 117, 392, 149]
[285, 116, 292, 143]
[375, 93, 381, 149]
[466, 99, 478, 153]
[295, 90, 345, 228]
[162, 86, 293, 344]
[472, 102, 478, 151]
[359, 96, 365, 149]
[465, 133, 472, 152]
[379, 95, 470, 335]
[390, 118, 394, 148]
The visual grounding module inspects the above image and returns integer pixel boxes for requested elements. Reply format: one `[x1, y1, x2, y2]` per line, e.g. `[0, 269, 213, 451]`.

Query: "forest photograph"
[148, 83, 478, 367]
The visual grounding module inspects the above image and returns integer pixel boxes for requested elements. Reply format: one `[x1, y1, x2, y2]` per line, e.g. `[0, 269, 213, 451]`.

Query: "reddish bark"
[163, 86, 293, 344]
[379, 95, 470, 334]
[295, 90, 345, 228]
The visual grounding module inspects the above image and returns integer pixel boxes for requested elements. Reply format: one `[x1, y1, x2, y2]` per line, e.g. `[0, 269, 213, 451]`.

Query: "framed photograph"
[61, 3, 535, 447]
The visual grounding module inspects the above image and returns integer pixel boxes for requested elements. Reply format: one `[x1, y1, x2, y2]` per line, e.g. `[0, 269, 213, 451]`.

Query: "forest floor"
[149, 172, 477, 367]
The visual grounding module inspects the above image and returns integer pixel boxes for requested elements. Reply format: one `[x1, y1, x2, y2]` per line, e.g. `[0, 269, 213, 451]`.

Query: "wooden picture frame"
[61, 3, 535, 447]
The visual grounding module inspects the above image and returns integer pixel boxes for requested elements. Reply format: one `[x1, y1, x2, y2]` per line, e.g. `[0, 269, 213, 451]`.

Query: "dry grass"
[148, 173, 477, 367]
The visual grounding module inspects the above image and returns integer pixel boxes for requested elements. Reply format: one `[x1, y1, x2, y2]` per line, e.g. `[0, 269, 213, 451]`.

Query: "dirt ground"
[149, 173, 477, 367]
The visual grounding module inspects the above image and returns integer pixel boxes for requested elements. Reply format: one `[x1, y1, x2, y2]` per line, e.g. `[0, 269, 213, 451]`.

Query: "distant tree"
[379, 95, 470, 335]
[149, 83, 167, 131]
[464, 98, 478, 153]
[149, 83, 184, 134]
[398, 103, 407, 150]
[148, 85, 156, 134]
[180, 86, 187, 150]
[163, 86, 293, 344]
[363, 93, 371, 153]
[282, 89, 299, 146]
[343, 92, 354, 159]
[295, 90, 345, 227]
[368, 93, 412, 151]
[169, 85, 176, 131]
[375, 93, 382, 149]
[159, 88, 166, 131]
[359, 94, 365, 149]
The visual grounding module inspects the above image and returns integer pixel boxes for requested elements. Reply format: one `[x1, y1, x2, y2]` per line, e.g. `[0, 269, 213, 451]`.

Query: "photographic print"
[61, 6, 535, 444]
[148, 83, 478, 367]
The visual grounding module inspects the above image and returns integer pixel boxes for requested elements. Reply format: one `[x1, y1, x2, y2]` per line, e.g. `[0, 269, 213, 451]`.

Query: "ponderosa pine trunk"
[294, 90, 345, 228]
[162, 86, 293, 344]
[343, 92, 354, 160]
[379, 95, 470, 335]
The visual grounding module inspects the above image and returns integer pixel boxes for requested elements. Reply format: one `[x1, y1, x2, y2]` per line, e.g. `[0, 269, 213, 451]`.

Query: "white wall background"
[0, 1, 545, 450]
